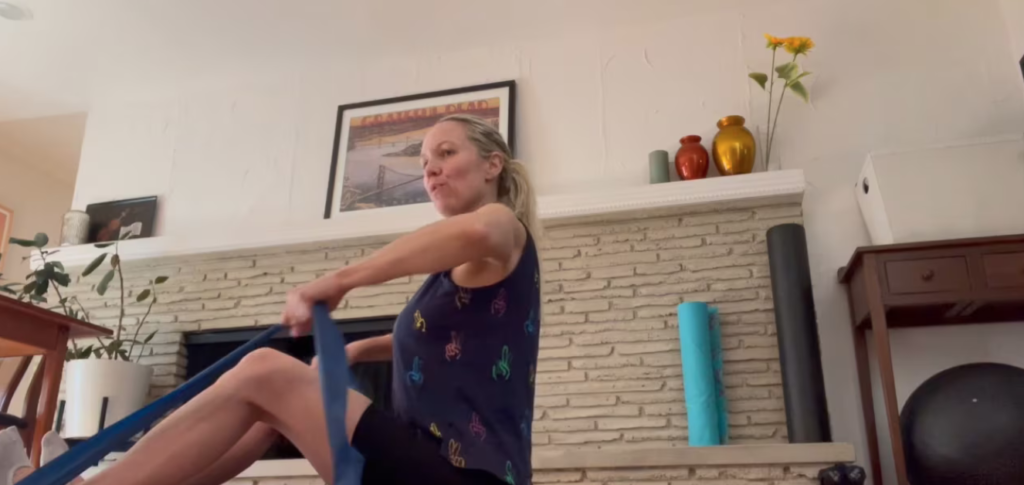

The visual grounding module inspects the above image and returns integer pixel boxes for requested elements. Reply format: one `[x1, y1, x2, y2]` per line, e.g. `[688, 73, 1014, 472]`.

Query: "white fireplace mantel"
[41, 170, 805, 268]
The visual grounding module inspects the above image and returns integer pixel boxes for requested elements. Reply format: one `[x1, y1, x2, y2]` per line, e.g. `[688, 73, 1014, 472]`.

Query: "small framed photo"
[0, 203, 12, 272]
[85, 196, 158, 243]
[325, 81, 516, 218]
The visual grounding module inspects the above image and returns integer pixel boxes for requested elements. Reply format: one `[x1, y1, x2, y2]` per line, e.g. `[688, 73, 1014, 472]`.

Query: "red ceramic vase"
[675, 135, 709, 180]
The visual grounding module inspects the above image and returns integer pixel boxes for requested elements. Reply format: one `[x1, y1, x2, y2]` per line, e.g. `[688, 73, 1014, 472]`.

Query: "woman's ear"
[485, 152, 504, 181]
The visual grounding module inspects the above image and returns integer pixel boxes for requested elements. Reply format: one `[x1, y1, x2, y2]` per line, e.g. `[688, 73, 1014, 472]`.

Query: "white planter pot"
[64, 359, 153, 439]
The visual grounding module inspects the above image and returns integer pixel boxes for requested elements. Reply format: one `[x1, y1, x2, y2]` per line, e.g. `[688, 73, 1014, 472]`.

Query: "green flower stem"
[116, 244, 125, 344]
[127, 284, 156, 362]
[767, 53, 799, 169]
[765, 47, 778, 170]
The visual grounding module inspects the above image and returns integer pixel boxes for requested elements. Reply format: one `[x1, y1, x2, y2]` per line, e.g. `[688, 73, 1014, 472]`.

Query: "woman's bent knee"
[224, 348, 308, 390]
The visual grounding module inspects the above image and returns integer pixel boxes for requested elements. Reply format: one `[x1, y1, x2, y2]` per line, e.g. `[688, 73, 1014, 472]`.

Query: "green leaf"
[69, 344, 95, 360]
[748, 72, 768, 90]
[22, 280, 37, 295]
[9, 238, 37, 248]
[136, 289, 152, 302]
[97, 269, 116, 296]
[786, 71, 812, 86]
[34, 279, 49, 297]
[788, 80, 809, 102]
[110, 254, 120, 269]
[775, 62, 799, 82]
[82, 253, 108, 277]
[144, 330, 157, 344]
[94, 242, 115, 249]
[154, 276, 169, 285]
[51, 261, 65, 272]
[54, 272, 71, 287]
[117, 349, 129, 361]
[33, 233, 49, 248]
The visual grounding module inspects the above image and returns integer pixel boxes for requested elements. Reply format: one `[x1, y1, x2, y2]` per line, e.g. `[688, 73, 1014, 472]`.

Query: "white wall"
[1002, 0, 1024, 62]
[0, 156, 74, 281]
[71, 0, 1024, 482]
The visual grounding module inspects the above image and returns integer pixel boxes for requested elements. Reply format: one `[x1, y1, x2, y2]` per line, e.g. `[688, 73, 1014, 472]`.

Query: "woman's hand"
[281, 273, 350, 337]
[281, 289, 315, 337]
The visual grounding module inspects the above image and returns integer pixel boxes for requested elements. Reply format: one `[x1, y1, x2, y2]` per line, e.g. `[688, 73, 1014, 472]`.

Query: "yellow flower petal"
[764, 33, 786, 49]
[783, 37, 815, 56]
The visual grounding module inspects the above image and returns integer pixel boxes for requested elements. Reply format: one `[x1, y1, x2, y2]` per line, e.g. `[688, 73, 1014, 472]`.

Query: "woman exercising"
[2, 114, 541, 485]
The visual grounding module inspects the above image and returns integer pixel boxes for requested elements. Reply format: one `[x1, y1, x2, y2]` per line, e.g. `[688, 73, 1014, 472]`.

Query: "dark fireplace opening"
[184, 317, 396, 460]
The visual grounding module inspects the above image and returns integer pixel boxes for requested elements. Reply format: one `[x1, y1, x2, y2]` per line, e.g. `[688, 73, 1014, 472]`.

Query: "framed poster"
[0, 204, 11, 273]
[85, 196, 158, 243]
[325, 80, 516, 218]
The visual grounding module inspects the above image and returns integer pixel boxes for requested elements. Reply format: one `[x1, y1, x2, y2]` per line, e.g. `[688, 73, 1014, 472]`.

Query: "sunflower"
[764, 34, 786, 49]
[784, 37, 815, 56]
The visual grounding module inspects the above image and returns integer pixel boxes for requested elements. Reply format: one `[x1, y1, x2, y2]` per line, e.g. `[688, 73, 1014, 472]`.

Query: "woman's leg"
[75, 348, 370, 485]
[178, 424, 279, 485]
[179, 356, 328, 485]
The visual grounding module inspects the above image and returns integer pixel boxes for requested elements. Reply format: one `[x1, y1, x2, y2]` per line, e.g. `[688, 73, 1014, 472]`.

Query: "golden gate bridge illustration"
[340, 136, 426, 211]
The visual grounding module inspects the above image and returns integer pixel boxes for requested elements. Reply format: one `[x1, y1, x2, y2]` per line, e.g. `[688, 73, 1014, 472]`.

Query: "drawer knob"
[921, 269, 935, 281]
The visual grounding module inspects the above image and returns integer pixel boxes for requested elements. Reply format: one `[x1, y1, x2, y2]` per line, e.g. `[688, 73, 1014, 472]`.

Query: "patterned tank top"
[391, 229, 540, 485]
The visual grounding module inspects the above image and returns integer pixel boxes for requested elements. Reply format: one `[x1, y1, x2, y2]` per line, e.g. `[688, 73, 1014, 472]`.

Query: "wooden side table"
[838, 234, 1024, 485]
[0, 297, 112, 466]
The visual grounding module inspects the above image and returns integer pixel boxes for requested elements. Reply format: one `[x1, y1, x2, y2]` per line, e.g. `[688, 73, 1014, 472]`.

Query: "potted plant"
[1, 232, 169, 438]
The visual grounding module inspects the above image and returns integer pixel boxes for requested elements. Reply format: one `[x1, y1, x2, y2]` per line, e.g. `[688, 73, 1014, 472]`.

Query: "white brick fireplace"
[48, 170, 856, 484]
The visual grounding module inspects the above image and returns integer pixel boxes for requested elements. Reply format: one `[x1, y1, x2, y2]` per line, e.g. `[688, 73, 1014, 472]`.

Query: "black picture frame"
[85, 196, 158, 243]
[324, 80, 517, 219]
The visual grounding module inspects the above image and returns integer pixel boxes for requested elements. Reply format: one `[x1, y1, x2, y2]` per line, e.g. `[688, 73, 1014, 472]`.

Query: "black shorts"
[352, 405, 508, 485]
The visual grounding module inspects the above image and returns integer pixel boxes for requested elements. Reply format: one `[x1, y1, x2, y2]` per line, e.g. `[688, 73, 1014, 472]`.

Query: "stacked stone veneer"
[62, 203, 803, 451]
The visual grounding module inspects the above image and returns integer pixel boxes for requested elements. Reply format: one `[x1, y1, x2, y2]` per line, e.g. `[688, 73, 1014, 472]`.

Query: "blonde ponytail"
[498, 159, 540, 237]
[439, 114, 541, 238]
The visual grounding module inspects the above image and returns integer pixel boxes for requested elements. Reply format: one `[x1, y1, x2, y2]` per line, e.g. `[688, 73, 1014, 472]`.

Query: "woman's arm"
[347, 334, 394, 364]
[282, 202, 525, 333]
[327, 202, 522, 295]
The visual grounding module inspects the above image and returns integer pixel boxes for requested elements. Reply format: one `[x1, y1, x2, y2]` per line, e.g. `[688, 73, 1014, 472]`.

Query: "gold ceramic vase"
[712, 115, 756, 176]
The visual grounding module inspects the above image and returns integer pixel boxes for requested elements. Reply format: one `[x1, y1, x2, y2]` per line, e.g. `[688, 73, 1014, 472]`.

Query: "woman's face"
[421, 121, 501, 217]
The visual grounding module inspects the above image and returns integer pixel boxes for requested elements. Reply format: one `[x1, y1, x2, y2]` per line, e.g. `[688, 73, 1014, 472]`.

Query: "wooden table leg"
[853, 325, 883, 485]
[31, 328, 68, 468]
[864, 256, 909, 485]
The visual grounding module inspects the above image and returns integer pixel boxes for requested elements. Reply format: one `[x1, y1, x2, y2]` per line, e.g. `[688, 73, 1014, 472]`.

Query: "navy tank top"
[391, 229, 540, 485]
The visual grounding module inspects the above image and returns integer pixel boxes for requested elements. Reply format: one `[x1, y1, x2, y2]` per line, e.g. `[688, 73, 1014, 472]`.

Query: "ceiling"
[0, 0, 737, 122]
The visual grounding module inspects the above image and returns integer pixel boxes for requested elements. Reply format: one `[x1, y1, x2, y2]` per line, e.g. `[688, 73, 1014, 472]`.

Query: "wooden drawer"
[983, 252, 1024, 288]
[885, 257, 970, 294]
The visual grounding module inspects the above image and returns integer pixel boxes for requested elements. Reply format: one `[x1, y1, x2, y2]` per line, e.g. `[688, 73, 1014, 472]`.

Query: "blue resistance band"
[311, 302, 364, 485]
[22, 302, 363, 485]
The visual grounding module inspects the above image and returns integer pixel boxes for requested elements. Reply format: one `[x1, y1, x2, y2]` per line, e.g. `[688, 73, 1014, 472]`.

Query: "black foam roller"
[766, 223, 831, 443]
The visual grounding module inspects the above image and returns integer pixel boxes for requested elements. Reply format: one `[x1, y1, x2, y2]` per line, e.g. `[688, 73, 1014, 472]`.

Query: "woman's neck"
[466, 193, 500, 213]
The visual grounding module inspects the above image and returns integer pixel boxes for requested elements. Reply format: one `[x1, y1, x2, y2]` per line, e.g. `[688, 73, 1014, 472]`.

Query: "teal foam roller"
[709, 307, 728, 444]
[678, 302, 721, 446]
